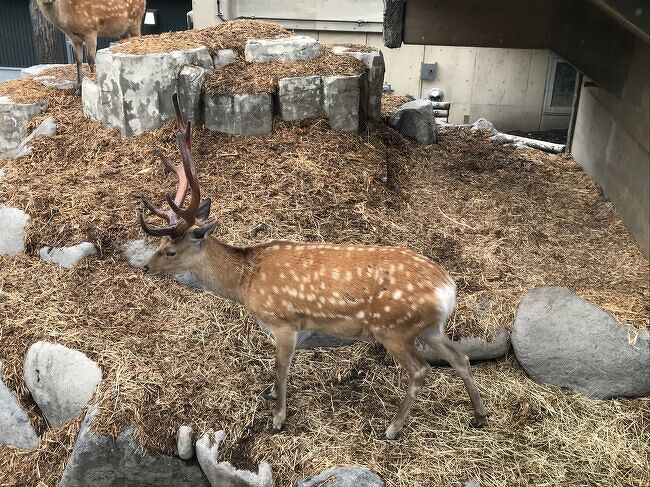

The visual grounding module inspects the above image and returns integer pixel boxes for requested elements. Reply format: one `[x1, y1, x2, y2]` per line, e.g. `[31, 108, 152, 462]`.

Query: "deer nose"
[142, 265, 149, 274]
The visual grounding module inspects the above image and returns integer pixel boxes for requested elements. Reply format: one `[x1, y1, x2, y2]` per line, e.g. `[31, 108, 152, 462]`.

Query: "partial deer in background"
[36, 0, 146, 91]
[137, 94, 488, 439]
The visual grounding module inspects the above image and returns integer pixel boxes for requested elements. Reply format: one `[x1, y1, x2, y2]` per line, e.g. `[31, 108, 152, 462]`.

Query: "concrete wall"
[571, 38, 650, 257]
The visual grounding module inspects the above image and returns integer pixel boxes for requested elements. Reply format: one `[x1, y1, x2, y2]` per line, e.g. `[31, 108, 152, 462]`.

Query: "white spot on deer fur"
[328, 297, 338, 305]
[398, 263, 405, 271]
[406, 283, 414, 291]
[260, 272, 267, 281]
[393, 290, 403, 299]
[279, 272, 285, 279]
[272, 245, 280, 250]
[344, 270, 352, 281]
[373, 313, 381, 319]
[384, 305, 391, 312]
[389, 264, 395, 273]
[356, 311, 365, 319]
[272, 286, 279, 293]
[331, 268, 340, 280]
[319, 296, 326, 304]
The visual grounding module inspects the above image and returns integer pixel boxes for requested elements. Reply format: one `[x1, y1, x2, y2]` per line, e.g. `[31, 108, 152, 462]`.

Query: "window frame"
[543, 54, 577, 116]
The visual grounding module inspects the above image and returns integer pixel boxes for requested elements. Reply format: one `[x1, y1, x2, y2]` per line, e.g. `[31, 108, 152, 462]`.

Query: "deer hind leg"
[380, 335, 430, 440]
[85, 34, 97, 73]
[70, 38, 84, 93]
[270, 328, 297, 433]
[419, 326, 488, 427]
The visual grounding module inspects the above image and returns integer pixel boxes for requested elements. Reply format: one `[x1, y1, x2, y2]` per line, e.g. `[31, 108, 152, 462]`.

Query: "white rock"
[0, 207, 30, 257]
[470, 118, 498, 134]
[177, 425, 194, 460]
[196, 431, 273, 487]
[24, 342, 102, 427]
[0, 96, 48, 156]
[212, 49, 238, 68]
[121, 239, 156, 268]
[0, 369, 39, 451]
[244, 36, 320, 63]
[39, 242, 97, 268]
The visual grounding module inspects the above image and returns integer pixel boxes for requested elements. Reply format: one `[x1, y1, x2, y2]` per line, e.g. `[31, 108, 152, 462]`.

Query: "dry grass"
[111, 19, 291, 56]
[381, 94, 412, 117]
[0, 76, 648, 487]
[203, 48, 365, 94]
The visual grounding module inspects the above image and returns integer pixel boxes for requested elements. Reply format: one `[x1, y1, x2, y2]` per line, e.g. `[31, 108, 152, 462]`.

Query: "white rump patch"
[435, 282, 457, 317]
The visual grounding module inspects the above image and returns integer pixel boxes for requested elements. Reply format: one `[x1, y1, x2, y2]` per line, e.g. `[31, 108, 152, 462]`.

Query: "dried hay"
[36, 64, 97, 83]
[203, 48, 365, 94]
[381, 94, 412, 117]
[0, 77, 648, 487]
[111, 19, 291, 56]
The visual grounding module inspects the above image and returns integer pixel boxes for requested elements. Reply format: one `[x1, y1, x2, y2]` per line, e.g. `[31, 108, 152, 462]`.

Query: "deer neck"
[189, 237, 250, 304]
[36, 0, 59, 24]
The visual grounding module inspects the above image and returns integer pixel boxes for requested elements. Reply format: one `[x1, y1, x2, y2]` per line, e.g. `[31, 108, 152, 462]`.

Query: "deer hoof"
[270, 425, 283, 434]
[469, 415, 489, 428]
[381, 428, 401, 441]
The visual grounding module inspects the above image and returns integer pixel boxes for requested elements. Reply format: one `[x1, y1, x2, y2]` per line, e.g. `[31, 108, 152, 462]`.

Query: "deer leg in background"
[70, 37, 84, 94]
[420, 326, 488, 427]
[380, 336, 430, 440]
[85, 33, 97, 73]
[271, 328, 298, 433]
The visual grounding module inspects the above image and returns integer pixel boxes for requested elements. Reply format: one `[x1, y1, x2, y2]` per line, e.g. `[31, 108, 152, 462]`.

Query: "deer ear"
[191, 221, 218, 241]
[196, 198, 212, 222]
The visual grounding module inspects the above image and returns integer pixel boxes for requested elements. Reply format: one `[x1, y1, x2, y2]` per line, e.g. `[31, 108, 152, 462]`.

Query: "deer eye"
[166, 250, 176, 257]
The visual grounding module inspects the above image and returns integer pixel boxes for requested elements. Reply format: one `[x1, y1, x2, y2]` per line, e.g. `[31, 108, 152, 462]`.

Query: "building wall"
[571, 38, 650, 257]
[192, 0, 567, 132]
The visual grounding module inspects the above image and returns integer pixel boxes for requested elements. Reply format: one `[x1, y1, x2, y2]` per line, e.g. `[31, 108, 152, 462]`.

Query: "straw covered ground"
[0, 77, 648, 486]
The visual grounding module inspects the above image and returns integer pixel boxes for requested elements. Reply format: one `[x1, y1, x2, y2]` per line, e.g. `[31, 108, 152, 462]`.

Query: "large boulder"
[84, 46, 213, 136]
[39, 241, 97, 268]
[512, 287, 650, 399]
[0, 207, 30, 257]
[196, 430, 273, 487]
[296, 467, 384, 487]
[244, 36, 320, 63]
[0, 96, 47, 157]
[418, 327, 510, 364]
[60, 407, 210, 487]
[204, 93, 273, 136]
[23, 342, 102, 427]
[388, 99, 438, 144]
[0, 363, 39, 451]
[322, 75, 364, 133]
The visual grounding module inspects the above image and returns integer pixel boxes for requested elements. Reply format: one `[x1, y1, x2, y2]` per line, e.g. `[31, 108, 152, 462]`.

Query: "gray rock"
[512, 287, 650, 399]
[0, 368, 39, 451]
[204, 93, 273, 136]
[21, 64, 77, 90]
[39, 241, 97, 268]
[383, 0, 405, 48]
[0, 207, 30, 257]
[60, 406, 209, 487]
[470, 118, 498, 134]
[388, 99, 437, 144]
[419, 327, 510, 364]
[81, 77, 101, 121]
[121, 239, 207, 290]
[24, 341, 102, 427]
[89, 46, 213, 136]
[277, 76, 323, 121]
[196, 431, 273, 487]
[464, 480, 480, 487]
[244, 36, 320, 63]
[178, 65, 213, 126]
[322, 75, 363, 133]
[1, 117, 57, 159]
[0, 96, 48, 156]
[177, 425, 194, 460]
[332, 48, 385, 121]
[212, 49, 238, 68]
[296, 466, 384, 487]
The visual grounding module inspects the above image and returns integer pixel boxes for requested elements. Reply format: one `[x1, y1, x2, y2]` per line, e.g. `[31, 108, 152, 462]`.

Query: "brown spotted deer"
[36, 0, 146, 90]
[138, 94, 488, 439]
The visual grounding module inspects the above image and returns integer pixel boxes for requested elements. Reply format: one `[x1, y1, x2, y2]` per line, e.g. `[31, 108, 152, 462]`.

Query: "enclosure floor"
[0, 82, 648, 487]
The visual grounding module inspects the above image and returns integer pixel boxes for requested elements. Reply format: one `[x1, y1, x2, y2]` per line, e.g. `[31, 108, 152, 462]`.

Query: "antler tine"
[138, 211, 185, 237]
[172, 93, 191, 151]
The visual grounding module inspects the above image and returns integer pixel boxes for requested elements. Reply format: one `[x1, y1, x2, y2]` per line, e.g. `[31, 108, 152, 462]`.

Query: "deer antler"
[139, 94, 212, 238]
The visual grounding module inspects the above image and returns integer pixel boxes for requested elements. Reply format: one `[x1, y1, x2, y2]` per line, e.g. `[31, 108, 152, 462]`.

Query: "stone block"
[333, 48, 385, 121]
[277, 76, 323, 121]
[204, 93, 273, 136]
[0, 96, 47, 156]
[244, 36, 320, 63]
[178, 65, 213, 125]
[212, 49, 238, 68]
[0, 207, 30, 257]
[0, 366, 38, 451]
[322, 75, 363, 133]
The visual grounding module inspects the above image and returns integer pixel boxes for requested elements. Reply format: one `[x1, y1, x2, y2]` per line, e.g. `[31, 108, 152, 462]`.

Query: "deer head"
[139, 94, 216, 275]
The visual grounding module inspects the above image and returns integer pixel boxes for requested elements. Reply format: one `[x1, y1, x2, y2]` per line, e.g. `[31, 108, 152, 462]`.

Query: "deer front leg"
[70, 38, 84, 95]
[270, 328, 297, 433]
[85, 33, 97, 74]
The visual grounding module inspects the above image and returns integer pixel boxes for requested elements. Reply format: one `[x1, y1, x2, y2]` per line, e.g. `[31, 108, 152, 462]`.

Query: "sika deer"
[138, 94, 488, 439]
[36, 0, 146, 90]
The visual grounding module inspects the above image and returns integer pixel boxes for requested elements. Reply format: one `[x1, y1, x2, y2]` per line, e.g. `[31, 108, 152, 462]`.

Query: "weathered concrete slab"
[22, 63, 76, 90]
[0, 96, 47, 156]
[0, 364, 39, 451]
[204, 93, 273, 136]
[322, 75, 363, 133]
[196, 430, 273, 487]
[24, 341, 102, 427]
[39, 242, 97, 268]
[89, 46, 213, 136]
[178, 65, 213, 125]
[333, 47, 385, 121]
[0, 117, 57, 159]
[212, 49, 238, 68]
[277, 76, 323, 121]
[245, 36, 320, 63]
[177, 425, 195, 460]
[0, 207, 30, 257]
[81, 78, 101, 121]
[60, 407, 210, 487]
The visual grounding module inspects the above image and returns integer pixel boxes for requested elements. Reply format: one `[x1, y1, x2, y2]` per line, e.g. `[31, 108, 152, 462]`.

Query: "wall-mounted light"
[144, 9, 159, 26]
